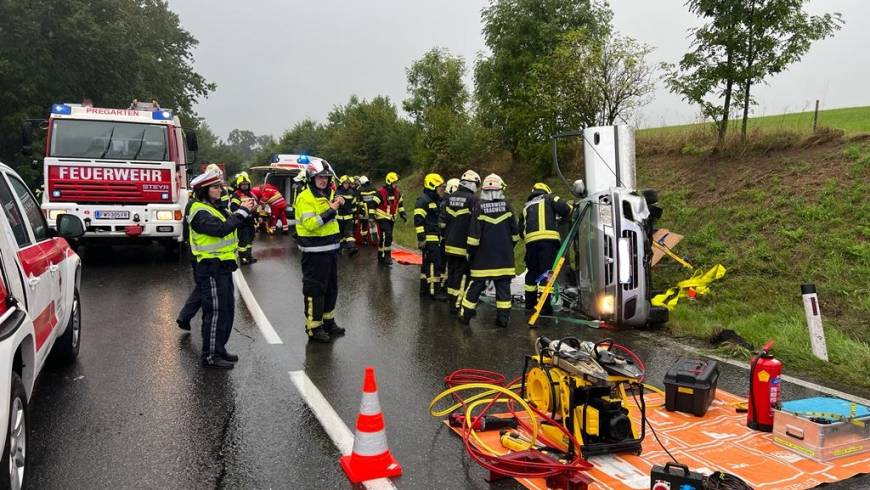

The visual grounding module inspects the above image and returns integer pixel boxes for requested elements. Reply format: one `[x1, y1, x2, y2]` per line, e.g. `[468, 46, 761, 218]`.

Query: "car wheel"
[53, 290, 81, 364]
[646, 305, 669, 327]
[0, 372, 27, 490]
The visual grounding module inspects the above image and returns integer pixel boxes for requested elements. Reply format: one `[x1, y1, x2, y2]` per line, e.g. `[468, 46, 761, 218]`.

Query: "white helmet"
[306, 160, 332, 179]
[481, 173, 505, 191]
[358, 175, 370, 185]
[460, 170, 481, 184]
[444, 178, 460, 194]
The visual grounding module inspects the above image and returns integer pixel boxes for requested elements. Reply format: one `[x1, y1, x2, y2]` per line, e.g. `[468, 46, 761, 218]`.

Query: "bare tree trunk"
[741, 78, 752, 139]
[718, 50, 734, 148]
[741, 0, 756, 142]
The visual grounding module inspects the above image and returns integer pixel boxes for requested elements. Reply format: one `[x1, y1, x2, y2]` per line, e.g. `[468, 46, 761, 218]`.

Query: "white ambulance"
[0, 162, 84, 490]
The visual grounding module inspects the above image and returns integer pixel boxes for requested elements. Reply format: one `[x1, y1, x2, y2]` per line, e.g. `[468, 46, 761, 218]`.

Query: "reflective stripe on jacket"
[414, 189, 442, 244]
[467, 199, 519, 278]
[372, 185, 404, 221]
[294, 183, 341, 253]
[519, 190, 572, 243]
[440, 186, 476, 257]
[188, 201, 238, 262]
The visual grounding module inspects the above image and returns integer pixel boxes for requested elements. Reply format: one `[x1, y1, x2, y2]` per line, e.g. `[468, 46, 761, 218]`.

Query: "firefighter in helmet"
[294, 161, 346, 343]
[459, 173, 519, 327]
[206, 163, 231, 209]
[440, 170, 480, 312]
[371, 172, 407, 265]
[185, 169, 254, 368]
[520, 182, 572, 315]
[336, 175, 358, 255]
[414, 173, 447, 299]
[356, 175, 378, 244]
[231, 172, 259, 264]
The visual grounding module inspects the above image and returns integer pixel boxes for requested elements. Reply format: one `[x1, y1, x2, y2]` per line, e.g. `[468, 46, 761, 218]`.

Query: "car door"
[0, 173, 57, 368]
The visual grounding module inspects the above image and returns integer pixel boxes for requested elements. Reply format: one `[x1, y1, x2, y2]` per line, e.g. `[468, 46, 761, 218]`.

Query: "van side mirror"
[56, 214, 85, 239]
[571, 179, 587, 198]
[21, 121, 33, 157]
[186, 130, 199, 152]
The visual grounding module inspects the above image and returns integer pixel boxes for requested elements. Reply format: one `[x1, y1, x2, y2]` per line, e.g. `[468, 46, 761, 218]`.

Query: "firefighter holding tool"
[459, 174, 519, 327]
[231, 172, 259, 264]
[519, 183, 572, 315]
[371, 172, 407, 266]
[295, 161, 346, 343]
[415, 173, 447, 300]
[336, 175, 359, 255]
[186, 169, 254, 368]
[440, 170, 480, 312]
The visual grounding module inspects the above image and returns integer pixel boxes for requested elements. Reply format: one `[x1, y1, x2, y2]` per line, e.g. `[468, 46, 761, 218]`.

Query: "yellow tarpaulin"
[652, 264, 727, 310]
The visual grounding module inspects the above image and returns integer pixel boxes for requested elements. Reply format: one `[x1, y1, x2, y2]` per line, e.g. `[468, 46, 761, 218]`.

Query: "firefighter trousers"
[195, 260, 236, 361]
[301, 251, 339, 334]
[338, 217, 356, 249]
[445, 254, 470, 309]
[377, 219, 393, 260]
[421, 243, 445, 296]
[237, 222, 255, 259]
[460, 277, 512, 325]
[525, 240, 559, 315]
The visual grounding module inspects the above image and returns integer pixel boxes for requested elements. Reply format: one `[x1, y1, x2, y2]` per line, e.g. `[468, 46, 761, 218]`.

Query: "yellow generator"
[522, 337, 646, 458]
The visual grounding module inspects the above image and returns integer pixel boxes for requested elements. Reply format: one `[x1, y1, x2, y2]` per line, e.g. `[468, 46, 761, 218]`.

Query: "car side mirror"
[21, 121, 33, 157]
[186, 130, 199, 152]
[56, 214, 85, 239]
[571, 179, 586, 198]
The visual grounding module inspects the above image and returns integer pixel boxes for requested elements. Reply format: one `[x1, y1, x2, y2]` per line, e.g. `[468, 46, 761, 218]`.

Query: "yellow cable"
[429, 383, 538, 456]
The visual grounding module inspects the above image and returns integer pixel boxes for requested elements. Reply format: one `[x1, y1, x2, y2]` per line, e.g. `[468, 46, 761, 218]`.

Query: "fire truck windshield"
[50, 119, 169, 161]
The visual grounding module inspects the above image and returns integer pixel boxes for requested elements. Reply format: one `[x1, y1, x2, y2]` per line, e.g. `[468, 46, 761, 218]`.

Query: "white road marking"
[289, 371, 399, 490]
[232, 269, 283, 344]
[639, 332, 870, 406]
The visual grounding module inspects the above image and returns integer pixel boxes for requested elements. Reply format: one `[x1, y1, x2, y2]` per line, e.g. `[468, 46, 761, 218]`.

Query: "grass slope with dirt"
[389, 127, 869, 393]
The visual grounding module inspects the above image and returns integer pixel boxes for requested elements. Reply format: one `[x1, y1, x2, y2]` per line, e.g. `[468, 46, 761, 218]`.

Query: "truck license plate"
[94, 210, 130, 220]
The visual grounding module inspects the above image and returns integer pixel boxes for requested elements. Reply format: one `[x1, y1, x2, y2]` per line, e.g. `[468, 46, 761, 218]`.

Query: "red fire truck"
[23, 100, 198, 255]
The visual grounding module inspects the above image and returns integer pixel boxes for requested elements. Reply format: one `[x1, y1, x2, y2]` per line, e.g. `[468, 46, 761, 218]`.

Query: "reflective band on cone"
[339, 366, 402, 483]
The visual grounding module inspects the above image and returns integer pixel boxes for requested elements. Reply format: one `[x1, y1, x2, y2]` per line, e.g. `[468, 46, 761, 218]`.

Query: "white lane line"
[289, 371, 399, 490]
[233, 269, 283, 344]
[639, 332, 870, 406]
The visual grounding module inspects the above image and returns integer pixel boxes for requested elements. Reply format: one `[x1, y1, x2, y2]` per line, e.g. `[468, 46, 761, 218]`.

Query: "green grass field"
[639, 105, 870, 137]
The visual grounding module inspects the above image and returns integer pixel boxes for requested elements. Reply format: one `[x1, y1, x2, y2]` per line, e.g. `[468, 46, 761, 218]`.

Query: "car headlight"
[155, 210, 174, 221]
[48, 209, 68, 220]
[598, 294, 615, 315]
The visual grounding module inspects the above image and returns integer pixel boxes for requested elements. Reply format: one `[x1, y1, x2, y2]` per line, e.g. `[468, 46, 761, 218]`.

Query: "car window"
[7, 175, 49, 242]
[0, 177, 31, 247]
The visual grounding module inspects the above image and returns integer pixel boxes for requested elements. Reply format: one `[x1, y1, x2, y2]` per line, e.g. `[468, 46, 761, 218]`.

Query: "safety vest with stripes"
[188, 202, 238, 262]
[294, 184, 341, 253]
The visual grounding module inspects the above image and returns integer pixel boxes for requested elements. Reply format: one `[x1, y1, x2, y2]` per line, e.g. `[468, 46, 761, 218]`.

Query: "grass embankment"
[391, 113, 869, 391]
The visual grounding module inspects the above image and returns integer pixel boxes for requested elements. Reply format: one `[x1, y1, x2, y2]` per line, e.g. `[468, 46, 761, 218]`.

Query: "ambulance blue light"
[51, 104, 72, 115]
[298, 155, 310, 164]
[52, 190, 61, 198]
[152, 109, 173, 120]
[270, 154, 280, 163]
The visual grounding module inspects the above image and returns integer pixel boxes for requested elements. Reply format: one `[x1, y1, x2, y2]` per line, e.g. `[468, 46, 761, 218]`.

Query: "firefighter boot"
[307, 327, 332, 343]
[495, 312, 510, 328]
[525, 291, 537, 311]
[433, 284, 449, 302]
[323, 319, 346, 337]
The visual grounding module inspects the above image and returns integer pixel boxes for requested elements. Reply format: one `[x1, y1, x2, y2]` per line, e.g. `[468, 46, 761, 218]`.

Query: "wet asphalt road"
[25, 234, 869, 489]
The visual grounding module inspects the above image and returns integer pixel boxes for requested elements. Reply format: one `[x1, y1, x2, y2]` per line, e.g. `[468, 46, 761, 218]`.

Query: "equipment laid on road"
[523, 336, 647, 457]
[664, 358, 720, 417]
[341, 367, 402, 483]
[650, 462, 706, 490]
[550, 125, 668, 327]
[25, 99, 198, 256]
[747, 340, 782, 432]
[772, 396, 869, 462]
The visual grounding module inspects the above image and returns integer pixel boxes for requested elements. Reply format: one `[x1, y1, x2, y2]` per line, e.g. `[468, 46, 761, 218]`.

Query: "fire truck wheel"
[52, 290, 81, 365]
[1, 372, 28, 490]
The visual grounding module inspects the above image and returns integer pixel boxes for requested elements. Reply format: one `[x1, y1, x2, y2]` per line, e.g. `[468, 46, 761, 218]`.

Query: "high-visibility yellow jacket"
[294, 183, 341, 253]
[188, 201, 240, 262]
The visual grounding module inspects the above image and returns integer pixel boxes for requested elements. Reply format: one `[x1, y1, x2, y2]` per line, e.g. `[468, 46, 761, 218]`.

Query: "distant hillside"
[640, 105, 870, 137]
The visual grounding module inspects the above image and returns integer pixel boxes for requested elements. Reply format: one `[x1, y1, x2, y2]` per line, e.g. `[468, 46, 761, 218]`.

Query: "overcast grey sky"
[167, 0, 869, 139]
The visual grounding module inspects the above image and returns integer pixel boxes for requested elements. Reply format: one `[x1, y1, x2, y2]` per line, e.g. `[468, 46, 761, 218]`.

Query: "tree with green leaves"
[0, 0, 213, 166]
[474, 0, 612, 157]
[277, 119, 328, 157]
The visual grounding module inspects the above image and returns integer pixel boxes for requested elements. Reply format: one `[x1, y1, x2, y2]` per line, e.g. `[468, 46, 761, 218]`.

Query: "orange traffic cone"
[340, 366, 402, 483]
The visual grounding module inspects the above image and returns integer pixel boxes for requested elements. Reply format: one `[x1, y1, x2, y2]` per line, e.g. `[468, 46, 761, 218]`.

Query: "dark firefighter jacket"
[336, 186, 357, 219]
[231, 188, 257, 223]
[519, 190, 572, 243]
[357, 183, 378, 218]
[414, 188, 442, 244]
[467, 198, 519, 279]
[439, 185, 477, 257]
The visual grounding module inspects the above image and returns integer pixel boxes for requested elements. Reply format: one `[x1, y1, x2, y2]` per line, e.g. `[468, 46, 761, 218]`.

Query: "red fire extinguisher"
[747, 339, 782, 432]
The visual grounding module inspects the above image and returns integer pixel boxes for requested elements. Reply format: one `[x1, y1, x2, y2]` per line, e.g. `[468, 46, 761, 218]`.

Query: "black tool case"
[663, 358, 719, 416]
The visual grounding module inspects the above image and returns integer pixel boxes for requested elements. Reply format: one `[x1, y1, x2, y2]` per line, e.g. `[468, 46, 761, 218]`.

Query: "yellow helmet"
[481, 173, 505, 191]
[424, 173, 445, 190]
[235, 172, 251, 186]
[385, 172, 399, 185]
[533, 182, 552, 194]
[339, 175, 350, 184]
